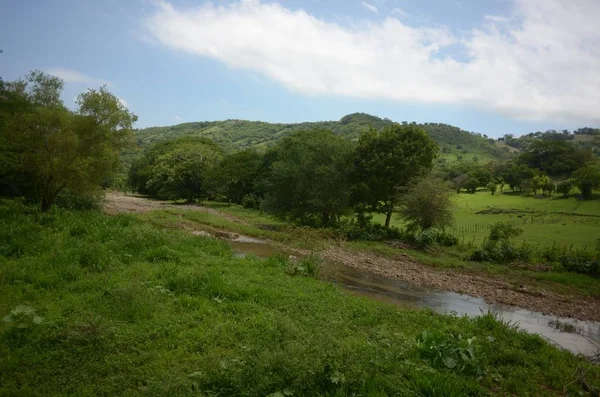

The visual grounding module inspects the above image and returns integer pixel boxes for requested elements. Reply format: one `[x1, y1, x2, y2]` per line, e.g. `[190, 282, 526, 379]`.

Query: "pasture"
[376, 192, 600, 248]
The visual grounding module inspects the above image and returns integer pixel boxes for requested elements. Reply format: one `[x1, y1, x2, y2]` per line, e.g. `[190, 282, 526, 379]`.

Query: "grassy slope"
[1, 200, 599, 396]
[373, 192, 600, 248]
[135, 113, 511, 162]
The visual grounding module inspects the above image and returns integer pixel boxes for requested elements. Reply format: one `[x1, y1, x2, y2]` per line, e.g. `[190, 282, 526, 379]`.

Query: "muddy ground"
[104, 193, 600, 322]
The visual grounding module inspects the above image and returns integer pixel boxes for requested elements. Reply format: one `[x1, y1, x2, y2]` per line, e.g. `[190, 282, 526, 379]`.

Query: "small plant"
[2, 305, 44, 329]
[548, 319, 580, 334]
[284, 253, 322, 277]
[415, 330, 487, 376]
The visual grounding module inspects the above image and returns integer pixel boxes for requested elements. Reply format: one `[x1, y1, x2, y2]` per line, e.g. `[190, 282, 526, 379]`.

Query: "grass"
[1, 199, 599, 395]
[192, 201, 600, 299]
[373, 191, 600, 248]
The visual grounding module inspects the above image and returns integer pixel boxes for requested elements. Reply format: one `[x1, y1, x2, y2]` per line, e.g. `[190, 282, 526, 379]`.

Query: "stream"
[221, 232, 600, 357]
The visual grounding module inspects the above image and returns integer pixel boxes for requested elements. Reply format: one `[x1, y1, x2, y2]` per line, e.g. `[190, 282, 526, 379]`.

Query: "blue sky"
[1, 0, 599, 137]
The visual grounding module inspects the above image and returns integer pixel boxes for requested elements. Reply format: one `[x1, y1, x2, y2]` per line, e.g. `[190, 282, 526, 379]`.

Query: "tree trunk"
[384, 197, 394, 228]
[41, 196, 55, 213]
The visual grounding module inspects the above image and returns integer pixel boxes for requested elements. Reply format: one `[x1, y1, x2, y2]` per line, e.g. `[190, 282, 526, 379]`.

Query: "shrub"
[471, 223, 532, 263]
[336, 213, 403, 241]
[559, 248, 598, 275]
[241, 193, 261, 209]
[54, 189, 104, 211]
[398, 175, 455, 233]
[414, 229, 458, 247]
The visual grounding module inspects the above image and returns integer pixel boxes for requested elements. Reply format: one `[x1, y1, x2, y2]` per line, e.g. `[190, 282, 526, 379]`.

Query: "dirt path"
[104, 192, 249, 225]
[104, 193, 600, 322]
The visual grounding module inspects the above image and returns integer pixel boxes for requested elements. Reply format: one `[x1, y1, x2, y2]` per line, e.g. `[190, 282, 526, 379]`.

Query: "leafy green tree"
[572, 165, 600, 199]
[129, 137, 222, 201]
[206, 149, 263, 204]
[487, 182, 497, 195]
[503, 163, 535, 191]
[262, 130, 353, 226]
[398, 175, 454, 232]
[352, 124, 437, 227]
[0, 72, 136, 211]
[518, 140, 593, 177]
[556, 179, 574, 197]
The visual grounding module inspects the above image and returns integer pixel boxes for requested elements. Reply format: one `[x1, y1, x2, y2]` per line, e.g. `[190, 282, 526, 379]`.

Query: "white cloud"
[45, 68, 111, 86]
[175, 115, 182, 122]
[146, 0, 600, 123]
[361, 1, 378, 14]
[391, 7, 408, 17]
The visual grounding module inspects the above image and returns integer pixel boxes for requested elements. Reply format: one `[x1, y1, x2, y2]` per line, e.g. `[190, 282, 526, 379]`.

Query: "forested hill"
[135, 112, 512, 160]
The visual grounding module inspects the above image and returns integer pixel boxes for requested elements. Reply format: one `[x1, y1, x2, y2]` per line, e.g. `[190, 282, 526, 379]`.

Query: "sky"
[1, 0, 599, 137]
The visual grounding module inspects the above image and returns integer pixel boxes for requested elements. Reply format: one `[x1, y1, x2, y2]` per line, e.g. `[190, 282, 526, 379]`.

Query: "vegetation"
[1, 200, 598, 395]
[399, 175, 455, 233]
[136, 113, 511, 161]
[0, 72, 136, 211]
[129, 137, 222, 201]
[2, 69, 600, 396]
[352, 124, 438, 227]
[262, 130, 353, 226]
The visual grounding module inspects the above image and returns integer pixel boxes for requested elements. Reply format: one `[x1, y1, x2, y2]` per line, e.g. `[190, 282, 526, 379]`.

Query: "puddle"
[195, 227, 600, 357]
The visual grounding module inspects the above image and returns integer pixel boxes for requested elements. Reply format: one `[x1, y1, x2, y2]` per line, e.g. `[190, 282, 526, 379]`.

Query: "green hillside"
[135, 113, 513, 161]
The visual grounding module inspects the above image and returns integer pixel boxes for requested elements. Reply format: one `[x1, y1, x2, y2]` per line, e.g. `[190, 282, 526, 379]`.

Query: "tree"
[206, 149, 263, 204]
[520, 179, 533, 196]
[352, 124, 437, 227]
[572, 165, 600, 199]
[556, 179, 574, 197]
[129, 137, 222, 201]
[0, 72, 136, 211]
[262, 130, 353, 226]
[517, 140, 593, 177]
[398, 175, 454, 232]
[487, 182, 497, 195]
[503, 164, 535, 191]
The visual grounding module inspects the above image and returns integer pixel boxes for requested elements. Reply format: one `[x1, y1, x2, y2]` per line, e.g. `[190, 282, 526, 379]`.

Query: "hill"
[135, 113, 513, 162]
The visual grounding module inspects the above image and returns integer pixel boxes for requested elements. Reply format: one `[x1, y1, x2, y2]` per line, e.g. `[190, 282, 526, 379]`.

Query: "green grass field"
[1, 199, 599, 395]
[374, 192, 600, 248]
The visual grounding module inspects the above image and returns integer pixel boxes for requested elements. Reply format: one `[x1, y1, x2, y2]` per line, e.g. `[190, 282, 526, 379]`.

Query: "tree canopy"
[352, 124, 438, 227]
[0, 71, 136, 211]
[262, 130, 354, 226]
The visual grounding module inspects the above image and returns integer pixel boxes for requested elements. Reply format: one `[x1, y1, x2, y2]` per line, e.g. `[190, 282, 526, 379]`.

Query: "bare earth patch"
[103, 192, 248, 224]
[104, 192, 600, 322]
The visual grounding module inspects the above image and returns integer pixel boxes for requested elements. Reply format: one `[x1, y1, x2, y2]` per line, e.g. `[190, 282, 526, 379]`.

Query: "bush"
[54, 189, 104, 211]
[471, 223, 532, 263]
[336, 214, 402, 241]
[241, 193, 261, 209]
[414, 229, 458, 247]
[559, 248, 598, 275]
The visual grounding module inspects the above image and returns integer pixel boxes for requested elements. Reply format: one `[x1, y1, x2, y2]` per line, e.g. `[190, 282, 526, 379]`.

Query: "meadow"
[373, 191, 600, 248]
[1, 199, 599, 395]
